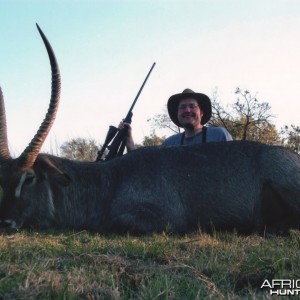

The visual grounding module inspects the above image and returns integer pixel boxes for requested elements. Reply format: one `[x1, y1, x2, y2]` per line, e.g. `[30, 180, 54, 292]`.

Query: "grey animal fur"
[1, 141, 300, 234]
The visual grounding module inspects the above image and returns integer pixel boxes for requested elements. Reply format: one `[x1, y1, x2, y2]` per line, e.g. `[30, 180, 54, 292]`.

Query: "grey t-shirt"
[162, 127, 232, 146]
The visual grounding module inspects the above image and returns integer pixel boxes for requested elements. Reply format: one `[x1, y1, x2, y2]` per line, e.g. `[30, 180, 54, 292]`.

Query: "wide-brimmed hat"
[167, 88, 212, 127]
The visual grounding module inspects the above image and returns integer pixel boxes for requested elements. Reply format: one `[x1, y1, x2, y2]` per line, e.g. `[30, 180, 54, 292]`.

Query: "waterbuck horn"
[17, 23, 61, 169]
[0, 87, 11, 164]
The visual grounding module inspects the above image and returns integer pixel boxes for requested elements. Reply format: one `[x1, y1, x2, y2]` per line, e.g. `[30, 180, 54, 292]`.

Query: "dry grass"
[1, 230, 300, 299]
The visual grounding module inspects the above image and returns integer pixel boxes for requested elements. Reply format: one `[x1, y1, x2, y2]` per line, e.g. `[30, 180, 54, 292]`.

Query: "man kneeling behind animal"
[119, 88, 232, 151]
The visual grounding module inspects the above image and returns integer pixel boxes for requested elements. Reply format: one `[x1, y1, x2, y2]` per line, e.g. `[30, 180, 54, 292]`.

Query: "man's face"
[177, 98, 203, 129]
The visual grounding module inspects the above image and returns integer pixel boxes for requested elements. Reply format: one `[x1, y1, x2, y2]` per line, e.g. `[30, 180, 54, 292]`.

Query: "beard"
[183, 123, 195, 131]
[180, 113, 199, 130]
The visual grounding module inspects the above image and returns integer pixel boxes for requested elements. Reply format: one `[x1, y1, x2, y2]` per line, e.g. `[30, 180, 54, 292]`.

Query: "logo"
[261, 279, 300, 296]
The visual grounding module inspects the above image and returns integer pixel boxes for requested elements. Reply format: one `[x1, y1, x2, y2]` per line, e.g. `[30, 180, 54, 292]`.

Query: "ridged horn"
[17, 23, 61, 169]
[0, 86, 11, 164]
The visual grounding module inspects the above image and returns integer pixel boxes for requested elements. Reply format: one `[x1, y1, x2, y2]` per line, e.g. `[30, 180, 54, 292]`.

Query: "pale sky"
[1, 0, 300, 156]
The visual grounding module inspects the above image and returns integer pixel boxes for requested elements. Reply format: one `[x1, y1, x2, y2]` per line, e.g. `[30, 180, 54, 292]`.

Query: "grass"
[1, 230, 300, 299]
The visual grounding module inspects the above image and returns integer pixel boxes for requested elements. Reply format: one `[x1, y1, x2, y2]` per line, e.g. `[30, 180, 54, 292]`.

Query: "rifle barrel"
[127, 62, 156, 116]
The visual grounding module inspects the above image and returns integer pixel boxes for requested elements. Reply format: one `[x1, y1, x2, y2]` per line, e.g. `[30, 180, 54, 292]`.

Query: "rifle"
[96, 62, 156, 162]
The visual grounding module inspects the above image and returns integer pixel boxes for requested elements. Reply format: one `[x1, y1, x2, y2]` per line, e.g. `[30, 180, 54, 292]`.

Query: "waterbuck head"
[0, 24, 61, 230]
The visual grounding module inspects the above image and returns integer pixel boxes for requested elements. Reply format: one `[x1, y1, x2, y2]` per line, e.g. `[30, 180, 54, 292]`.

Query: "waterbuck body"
[1, 140, 300, 234]
[1, 25, 300, 234]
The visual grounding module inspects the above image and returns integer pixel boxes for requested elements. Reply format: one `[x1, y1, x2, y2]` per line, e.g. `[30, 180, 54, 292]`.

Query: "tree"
[280, 125, 300, 153]
[209, 87, 279, 144]
[142, 131, 165, 146]
[233, 87, 274, 140]
[148, 106, 180, 134]
[60, 138, 99, 161]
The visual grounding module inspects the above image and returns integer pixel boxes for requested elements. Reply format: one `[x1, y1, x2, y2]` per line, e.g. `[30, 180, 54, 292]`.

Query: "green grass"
[1, 230, 300, 299]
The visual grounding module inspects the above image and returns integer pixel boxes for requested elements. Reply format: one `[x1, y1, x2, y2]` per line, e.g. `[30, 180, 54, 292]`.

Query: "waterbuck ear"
[49, 169, 71, 187]
[37, 156, 71, 186]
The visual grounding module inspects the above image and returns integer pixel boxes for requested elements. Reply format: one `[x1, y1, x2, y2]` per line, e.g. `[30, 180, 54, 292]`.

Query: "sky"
[0, 0, 300, 156]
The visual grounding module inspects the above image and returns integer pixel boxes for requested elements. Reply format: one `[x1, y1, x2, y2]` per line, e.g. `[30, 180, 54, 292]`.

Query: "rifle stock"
[96, 63, 155, 162]
[95, 126, 118, 161]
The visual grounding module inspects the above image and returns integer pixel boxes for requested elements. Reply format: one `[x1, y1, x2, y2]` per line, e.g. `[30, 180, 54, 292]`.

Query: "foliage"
[209, 87, 278, 143]
[142, 131, 165, 146]
[60, 138, 99, 162]
[1, 230, 300, 299]
[280, 125, 300, 153]
[148, 106, 181, 134]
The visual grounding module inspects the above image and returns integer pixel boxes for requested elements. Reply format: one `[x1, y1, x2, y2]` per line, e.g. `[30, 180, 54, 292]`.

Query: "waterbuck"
[1, 25, 300, 235]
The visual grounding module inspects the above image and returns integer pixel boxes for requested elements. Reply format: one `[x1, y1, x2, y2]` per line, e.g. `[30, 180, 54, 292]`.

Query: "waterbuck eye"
[24, 173, 35, 186]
